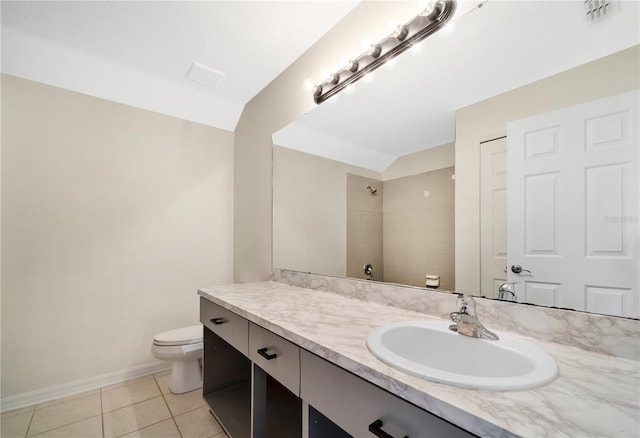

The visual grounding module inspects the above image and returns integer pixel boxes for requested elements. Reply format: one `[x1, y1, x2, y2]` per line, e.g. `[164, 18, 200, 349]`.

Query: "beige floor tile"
[28, 394, 101, 436]
[153, 373, 171, 395]
[28, 416, 102, 438]
[1, 405, 35, 419]
[101, 378, 161, 413]
[36, 389, 100, 410]
[1, 410, 34, 438]
[103, 396, 170, 438]
[153, 369, 170, 377]
[119, 419, 180, 438]
[101, 376, 154, 393]
[163, 389, 207, 417]
[174, 406, 222, 438]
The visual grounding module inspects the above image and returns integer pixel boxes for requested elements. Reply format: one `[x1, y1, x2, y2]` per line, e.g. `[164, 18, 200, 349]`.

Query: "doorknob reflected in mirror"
[511, 265, 531, 274]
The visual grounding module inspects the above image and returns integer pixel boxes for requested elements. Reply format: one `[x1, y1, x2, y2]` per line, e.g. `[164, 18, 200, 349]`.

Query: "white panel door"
[507, 90, 639, 318]
[480, 137, 507, 298]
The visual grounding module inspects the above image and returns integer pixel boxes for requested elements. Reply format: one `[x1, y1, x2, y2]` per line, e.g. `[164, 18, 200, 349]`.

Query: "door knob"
[511, 265, 531, 274]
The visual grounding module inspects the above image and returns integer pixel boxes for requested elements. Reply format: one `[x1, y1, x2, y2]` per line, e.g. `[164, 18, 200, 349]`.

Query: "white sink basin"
[366, 320, 558, 391]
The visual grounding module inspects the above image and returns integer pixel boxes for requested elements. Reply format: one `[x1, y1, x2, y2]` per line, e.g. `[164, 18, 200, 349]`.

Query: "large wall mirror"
[272, 1, 640, 318]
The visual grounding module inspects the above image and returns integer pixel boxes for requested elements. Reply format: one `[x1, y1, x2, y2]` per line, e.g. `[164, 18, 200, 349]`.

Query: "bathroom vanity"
[200, 297, 471, 438]
[198, 279, 640, 438]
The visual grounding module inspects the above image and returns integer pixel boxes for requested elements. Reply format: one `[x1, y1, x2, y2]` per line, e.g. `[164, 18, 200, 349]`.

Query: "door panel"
[507, 90, 639, 318]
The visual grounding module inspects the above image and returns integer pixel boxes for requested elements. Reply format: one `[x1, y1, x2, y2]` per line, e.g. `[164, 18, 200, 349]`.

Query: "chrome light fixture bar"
[313, 0, 457, 104]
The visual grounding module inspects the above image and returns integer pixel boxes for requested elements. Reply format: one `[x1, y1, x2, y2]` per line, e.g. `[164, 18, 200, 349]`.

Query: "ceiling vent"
[186, 62, 225, 88]
[584, 0, 613, 21]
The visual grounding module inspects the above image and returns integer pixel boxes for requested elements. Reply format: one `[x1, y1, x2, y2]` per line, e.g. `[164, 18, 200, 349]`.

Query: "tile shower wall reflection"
[346, 168, 455, 290]
[347, 174, 383, 281]
[385, 167, 455, 290]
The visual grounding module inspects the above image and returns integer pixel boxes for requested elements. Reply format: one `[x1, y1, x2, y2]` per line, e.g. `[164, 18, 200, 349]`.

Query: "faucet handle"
[457, 294, 477, 315]
[498, 283, 517, 300]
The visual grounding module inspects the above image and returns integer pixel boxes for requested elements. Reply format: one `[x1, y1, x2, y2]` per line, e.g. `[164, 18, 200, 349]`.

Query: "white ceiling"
[273, 0, 640, 172]
[1, 1, 359, 131]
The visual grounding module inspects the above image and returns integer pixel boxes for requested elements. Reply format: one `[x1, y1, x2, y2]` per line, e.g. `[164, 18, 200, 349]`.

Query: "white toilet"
[151, 325, 203, 394]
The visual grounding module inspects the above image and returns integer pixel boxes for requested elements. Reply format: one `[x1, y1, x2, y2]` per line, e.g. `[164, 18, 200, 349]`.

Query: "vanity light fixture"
[311, 0, 457, 104]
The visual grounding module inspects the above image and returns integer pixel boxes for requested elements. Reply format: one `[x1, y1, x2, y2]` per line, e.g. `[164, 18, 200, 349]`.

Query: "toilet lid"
[153, 325, 203, 346]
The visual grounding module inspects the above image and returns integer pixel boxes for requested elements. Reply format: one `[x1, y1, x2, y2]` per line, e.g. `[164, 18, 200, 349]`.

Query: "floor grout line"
[7, 373, 226, 438]
[113, 417, 172, 438]
[100, 387, 105, 438]
[155, 373, 184, 438]
[23, 406, 36, 438]
[26, 414, 103, 438]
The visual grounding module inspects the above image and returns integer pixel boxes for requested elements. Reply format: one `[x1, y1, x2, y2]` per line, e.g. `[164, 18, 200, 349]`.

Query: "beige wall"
[1, 75, 234, 398]
[234, 1, 417, 282]
[273, 146, 379, 277]
[455, 45, 640, 294]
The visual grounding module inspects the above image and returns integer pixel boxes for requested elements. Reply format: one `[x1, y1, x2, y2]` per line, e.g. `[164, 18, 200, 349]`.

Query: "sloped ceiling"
[1, 1, 359, 131]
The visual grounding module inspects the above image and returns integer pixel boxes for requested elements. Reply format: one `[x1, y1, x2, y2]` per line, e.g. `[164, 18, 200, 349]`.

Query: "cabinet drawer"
[300, 350, 475, 438]
[200, 298, 248, 356]
[249, 322, 300, 396]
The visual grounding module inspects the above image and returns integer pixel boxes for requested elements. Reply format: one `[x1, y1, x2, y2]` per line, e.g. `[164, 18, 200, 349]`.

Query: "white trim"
[0, 361, 169, 413]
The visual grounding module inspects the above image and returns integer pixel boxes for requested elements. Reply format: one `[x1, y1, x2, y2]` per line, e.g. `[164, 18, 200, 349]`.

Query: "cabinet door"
[300, 350, 476, 438]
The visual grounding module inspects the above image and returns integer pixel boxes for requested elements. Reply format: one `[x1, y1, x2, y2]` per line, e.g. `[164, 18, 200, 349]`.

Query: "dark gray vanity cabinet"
[249, 322, 302, 438]
[200, 298, 302, 438]
[301, 350, 476, 438]
[201, 299, 252, 438]
[200, 297, 476, 438]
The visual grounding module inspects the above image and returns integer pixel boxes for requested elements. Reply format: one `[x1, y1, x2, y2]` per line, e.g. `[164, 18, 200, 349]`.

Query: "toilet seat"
[153, 324, 202, 347]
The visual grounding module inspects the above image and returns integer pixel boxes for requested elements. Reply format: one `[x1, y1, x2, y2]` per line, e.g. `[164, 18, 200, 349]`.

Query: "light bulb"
[409, 42, 424, 55]
[437, 21, 456, 37]
[368, 44, 382, 58]
[303, 79, 315, 92]
[392, 25, 408, 41]
[383, 58, 397, 71]
[419, 1, 441, 19]
[361, 38, 372, 52]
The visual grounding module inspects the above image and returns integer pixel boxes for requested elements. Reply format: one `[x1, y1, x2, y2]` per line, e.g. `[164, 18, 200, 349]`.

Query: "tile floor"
[1, 370, 228, 438]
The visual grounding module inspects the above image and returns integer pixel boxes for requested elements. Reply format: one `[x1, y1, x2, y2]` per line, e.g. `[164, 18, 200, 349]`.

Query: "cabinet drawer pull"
[257, 347, 278, 360]
[368, 419, 408, 438]
[210, 318, 226, 325]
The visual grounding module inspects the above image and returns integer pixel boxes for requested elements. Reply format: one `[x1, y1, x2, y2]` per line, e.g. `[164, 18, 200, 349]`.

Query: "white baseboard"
[0, 361, 170, 413]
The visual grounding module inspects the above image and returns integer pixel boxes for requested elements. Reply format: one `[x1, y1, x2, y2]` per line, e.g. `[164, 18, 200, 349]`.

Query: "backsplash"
[272, 268, 640, 360]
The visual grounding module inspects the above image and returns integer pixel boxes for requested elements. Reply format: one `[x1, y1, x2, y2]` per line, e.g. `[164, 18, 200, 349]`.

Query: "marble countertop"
[198, 281, 640, 438]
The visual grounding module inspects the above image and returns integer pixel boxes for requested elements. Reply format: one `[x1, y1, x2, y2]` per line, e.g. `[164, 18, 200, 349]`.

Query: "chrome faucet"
[449, 295, 499, 340]
[498, 282, 516, 301]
